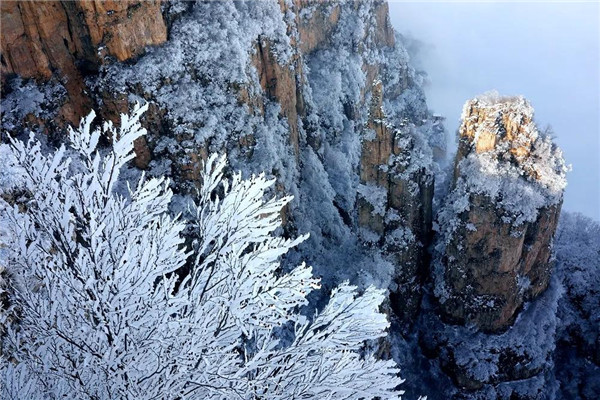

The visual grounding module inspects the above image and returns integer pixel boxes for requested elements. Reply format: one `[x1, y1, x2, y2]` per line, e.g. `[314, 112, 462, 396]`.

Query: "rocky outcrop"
[440, 196, 561, 332]
[423, 93, 568, 397]
[74, 1, 166, 62]
[435, 93, 567, 332]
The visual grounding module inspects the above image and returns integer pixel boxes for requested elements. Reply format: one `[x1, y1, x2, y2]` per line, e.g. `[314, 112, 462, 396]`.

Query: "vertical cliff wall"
[358, 80, 433, 320]
[1, 0, 165, 126]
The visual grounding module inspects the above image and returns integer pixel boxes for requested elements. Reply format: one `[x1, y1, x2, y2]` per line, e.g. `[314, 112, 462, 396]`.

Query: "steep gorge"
[2, 0, 440, 322]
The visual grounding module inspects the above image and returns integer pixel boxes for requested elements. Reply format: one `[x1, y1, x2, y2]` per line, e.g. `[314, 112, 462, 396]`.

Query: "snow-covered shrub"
[419, 275, 562, 398]
[554, 212, 600, 358]
[0, 77, 67, 133]
[0, 106, 405, 399]
[100, 1, 290, 147]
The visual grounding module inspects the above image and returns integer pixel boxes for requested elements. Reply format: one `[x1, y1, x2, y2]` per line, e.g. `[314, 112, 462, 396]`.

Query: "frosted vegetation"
[458, 94, 567, 218]
[2, 1, 595, 398]
[421, 277, 561, 397]
[0, 77, 66, 133]
[101, 1, 290, 146]
[0, 107, 406, 399]
[554, 213, 600, 354]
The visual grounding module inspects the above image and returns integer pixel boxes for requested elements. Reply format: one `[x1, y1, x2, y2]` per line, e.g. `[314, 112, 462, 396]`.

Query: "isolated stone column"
[434, 92, 567, 332]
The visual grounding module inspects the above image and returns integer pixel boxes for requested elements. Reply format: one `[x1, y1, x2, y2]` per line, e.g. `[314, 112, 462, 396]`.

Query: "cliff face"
[358, 80, 433, 320]
[1, 0, 165, 126]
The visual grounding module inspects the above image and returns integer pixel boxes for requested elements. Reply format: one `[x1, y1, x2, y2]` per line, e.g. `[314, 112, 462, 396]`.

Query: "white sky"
[388, 1, 600, 220]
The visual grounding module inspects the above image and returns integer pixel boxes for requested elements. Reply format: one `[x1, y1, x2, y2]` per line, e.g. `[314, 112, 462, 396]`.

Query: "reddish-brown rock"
[1, 0, 166, 125]
[253, 39, 301, 157]
[359, 81, 433, 321]
[297, 1, 341, 54]
[75, 1, 166, 62]
[438, 94, 566, 332]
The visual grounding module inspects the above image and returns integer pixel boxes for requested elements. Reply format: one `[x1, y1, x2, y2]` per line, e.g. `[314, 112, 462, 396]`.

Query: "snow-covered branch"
[0, 107, 404, 399]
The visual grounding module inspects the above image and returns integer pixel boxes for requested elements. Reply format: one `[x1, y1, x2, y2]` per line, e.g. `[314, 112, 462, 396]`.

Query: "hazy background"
[389, 1, 600, 220]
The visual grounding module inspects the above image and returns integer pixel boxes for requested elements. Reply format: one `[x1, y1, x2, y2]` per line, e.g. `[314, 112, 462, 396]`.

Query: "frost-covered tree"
[0, 105, 404, 399]
[552, 212, 600, 398]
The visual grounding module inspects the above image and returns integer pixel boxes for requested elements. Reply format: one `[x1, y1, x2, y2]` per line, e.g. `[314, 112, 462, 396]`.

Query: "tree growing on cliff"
[0, 105, 404, 399]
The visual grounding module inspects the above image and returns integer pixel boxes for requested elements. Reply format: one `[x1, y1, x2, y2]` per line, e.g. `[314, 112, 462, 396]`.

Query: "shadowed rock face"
[436, 93, 567, 332]
[359, 81, 433, 321]
[441, 197, 561, 331]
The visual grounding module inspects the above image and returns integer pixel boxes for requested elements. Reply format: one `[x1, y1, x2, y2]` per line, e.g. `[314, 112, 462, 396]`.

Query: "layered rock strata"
[358, 80, 433, 320]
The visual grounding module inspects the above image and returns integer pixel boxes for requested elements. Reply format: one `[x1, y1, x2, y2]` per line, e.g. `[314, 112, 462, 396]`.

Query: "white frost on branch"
[0, 107, 405, 399]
